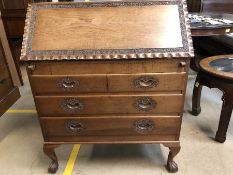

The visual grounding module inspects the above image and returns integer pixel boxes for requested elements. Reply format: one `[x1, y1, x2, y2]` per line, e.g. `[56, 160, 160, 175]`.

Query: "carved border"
[21, 0, 194, 61]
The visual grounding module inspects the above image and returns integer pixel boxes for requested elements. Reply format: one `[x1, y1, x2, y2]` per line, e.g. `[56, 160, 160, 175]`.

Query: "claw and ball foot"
[163, 143, 181, 173]
[166, 154, 178, 173]
[43, 144, 60, 174]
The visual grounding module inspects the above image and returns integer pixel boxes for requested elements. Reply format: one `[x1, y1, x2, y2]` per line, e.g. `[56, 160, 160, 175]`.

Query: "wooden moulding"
[200, 54, 233, 80]
[21, 0, 194, 61]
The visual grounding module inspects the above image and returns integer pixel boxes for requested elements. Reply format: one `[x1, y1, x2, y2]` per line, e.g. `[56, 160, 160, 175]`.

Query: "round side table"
[192, 55, 233, 143]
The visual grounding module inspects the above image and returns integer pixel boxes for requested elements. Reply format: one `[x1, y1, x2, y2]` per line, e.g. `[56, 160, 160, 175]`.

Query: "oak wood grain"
[30, 59, 188, 75]
[108, 73, 186, 92]
[45, 135, 178, 143]
[22, 1, 192, 172]
[30, 74, 107, 94]
[30, 72, 186, 94]
[32, 6, 182, 51]
[35, 94, 183, 116]
[21, 1, 194, 61]
[41, 116, 181, 137]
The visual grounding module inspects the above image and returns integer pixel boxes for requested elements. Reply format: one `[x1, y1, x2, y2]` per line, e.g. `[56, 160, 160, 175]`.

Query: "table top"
[190, 13, 233, 36]
[21, 1, 193, 61]
[200, 55, 233, 80]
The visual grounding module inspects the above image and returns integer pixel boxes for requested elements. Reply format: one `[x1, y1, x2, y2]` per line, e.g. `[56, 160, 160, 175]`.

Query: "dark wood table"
[190, 13, 233, 36]
[190, 14, 233, 143]
[192, 55, 233, 143]
[189, 13, 233, 71]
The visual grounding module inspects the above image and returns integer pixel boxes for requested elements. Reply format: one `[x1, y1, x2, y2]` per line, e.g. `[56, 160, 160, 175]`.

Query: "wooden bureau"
[21, 1, 193, 173]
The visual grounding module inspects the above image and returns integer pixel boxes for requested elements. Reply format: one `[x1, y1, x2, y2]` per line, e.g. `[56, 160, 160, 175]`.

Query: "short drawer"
[0, 66, 13, 98]
[41, 116, 181, 139]
[30, 75, 107, 94]
[108, 73, 186, 92]
[35, 94, 183, 116]
[30, 59, 189, 75]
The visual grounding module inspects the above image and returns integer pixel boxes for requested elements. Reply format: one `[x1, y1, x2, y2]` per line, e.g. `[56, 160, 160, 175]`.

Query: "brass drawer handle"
[27, 65, 36, 71]
[179, 61, 187, 67]
[65, 121, 85, 133]
[134, 119, 155, 134]
[62, 99, 84, 113]
[0, 78, 7, 85]
[134, 76, 159, 89]
[134, 97, 156, 111]
[57, 77, 79, 91]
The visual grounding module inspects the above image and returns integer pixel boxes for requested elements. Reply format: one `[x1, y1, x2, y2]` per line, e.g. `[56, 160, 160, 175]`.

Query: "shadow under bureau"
[21, 1, 193, 173]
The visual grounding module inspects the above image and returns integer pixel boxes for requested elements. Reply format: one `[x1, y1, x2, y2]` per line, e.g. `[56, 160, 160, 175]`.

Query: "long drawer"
[30, 73, 186, 94]
[41, 116, 181, 140]
[30, 59, 188, 75]
[35, 94, 183, 116]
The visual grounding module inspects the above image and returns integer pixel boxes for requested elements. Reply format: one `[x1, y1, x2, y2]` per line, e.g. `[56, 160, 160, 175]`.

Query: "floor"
[0, 68, 233, 175]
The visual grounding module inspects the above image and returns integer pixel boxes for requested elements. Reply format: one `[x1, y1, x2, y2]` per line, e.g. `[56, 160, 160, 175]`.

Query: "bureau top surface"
[21, 1, 193, 61]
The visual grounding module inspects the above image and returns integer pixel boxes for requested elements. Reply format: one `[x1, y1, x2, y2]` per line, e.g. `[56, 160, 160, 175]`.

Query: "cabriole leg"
[163, 143, 181, 173]
[43, 143, 60, 174]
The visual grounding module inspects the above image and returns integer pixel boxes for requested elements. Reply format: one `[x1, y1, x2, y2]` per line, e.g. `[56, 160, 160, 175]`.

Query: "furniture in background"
[0, 0, 53, 85]
[21, 1, 193, 173]
[0, 0, 31, 85]
[187, 0, 233, 13]
[188, 0, 233, 71]
[190, 13, 233, 37]
[201, 0, 233, 13]
[0, 0, 52, 57]
[192, 55, 233, 143]
[189, 13, 233, 71]
[187, 0, 202, 12]
[0, 15, 20, 117]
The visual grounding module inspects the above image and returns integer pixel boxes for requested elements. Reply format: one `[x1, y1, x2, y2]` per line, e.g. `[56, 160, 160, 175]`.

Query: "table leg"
[192, 74, 203, 116]
[190, 56, 201, 72]
[215, 93, 233, 143]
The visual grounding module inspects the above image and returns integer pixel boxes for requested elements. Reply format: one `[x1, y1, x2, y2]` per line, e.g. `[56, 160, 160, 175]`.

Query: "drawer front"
[35, 94, 183, 116]
[30, 75, 107, 94]
[108, 73, 186, 92]
[41, 116, 181, 138]
[30, 73, 186, 94]
[30, 59, 189, 75]
[0, 66, 13, 98]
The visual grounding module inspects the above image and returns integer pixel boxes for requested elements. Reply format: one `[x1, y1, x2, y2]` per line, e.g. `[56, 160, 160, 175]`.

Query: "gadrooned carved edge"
[20, 1, 194, 61]
[182, 0, 194, 57]
[21, 4, 32, 60]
